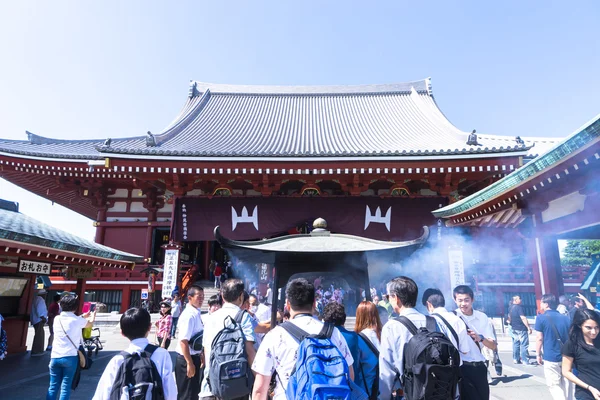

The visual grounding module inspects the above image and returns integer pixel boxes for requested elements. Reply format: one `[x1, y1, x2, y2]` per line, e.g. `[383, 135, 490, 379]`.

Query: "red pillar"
[95, 208, 107, 244]
[121, 285, 131, 313]
[75, 278, 86, 314]
[145, 225, 153, 260]
[11, 274, 37, 353]
[530, 214, 564, 301]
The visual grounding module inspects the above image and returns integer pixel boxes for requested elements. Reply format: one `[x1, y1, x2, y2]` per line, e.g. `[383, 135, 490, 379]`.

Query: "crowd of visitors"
[34, 270, 600, 400]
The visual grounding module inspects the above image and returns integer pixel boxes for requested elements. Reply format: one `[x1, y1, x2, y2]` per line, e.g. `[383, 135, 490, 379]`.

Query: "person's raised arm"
[577, 293, 595, 310]
[82, 310, 96, 329]
[253, 321, 271, 334]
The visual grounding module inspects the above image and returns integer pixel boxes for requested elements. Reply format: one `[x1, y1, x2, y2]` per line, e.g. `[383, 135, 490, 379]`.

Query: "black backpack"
[109, 344, 164, 400]
[208, 310, 254, 399]
[395, 316, 460, 400]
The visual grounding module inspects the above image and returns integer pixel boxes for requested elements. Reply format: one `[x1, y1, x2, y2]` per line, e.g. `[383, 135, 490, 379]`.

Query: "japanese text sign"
[18, 259, 51, 275]
[447, 248, 466, 291]
[161, 249, 179, 300]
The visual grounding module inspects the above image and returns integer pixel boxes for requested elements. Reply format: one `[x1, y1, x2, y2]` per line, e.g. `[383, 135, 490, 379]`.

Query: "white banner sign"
[18, 259, 51, 275]
[162, 249, 179, 299]
[448, 248, 465, 290]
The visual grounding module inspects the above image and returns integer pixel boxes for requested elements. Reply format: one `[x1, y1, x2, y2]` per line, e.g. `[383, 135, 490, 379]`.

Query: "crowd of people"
[504, 292, 600, 400]
[31, 273, 600, 400]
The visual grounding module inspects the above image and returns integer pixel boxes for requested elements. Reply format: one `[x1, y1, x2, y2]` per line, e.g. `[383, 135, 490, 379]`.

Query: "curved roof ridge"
[153, 89, 212, 146]
[189, 79, 431, 96]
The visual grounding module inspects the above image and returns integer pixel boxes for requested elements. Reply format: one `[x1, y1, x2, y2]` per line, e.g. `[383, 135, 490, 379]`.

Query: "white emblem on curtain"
[364, 205, 391, 231]
[231, 206, 259, 231]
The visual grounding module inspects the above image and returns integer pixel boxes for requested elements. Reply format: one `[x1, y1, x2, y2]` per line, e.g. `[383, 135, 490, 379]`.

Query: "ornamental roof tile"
[0, 203, 144, 263]
[0, 79, 556, 160]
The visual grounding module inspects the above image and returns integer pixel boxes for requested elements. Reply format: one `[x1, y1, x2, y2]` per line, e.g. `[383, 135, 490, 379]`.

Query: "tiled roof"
[433, 113, 600, 219]
[0, 205, 144, 263]
[0, 79, 555, 160]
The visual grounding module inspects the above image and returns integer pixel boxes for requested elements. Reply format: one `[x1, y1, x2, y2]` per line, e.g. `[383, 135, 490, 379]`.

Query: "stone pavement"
[0, 320, 552, 399]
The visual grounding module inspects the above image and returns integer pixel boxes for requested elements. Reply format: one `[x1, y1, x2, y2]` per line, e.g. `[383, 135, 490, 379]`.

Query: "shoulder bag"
[58, 317, 92, 370]
[546, 315, 566, 352]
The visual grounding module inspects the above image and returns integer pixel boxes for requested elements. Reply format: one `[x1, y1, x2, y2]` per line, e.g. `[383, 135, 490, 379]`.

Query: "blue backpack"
[281, 321, 360, 400]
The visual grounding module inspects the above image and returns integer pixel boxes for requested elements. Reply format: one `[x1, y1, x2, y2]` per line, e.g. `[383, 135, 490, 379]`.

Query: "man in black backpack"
[379, 276, 435, 399]
[422, 288, 471, 358]
[200, 279, 256, 400]
[92, 308, 177, 399]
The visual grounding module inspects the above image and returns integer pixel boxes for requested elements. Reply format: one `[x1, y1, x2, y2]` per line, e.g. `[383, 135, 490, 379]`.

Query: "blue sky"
[0, 1, 599, 241]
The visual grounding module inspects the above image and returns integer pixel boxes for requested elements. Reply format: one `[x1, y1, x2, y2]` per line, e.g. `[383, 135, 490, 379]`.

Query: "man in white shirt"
[252, 278, 355, 400]
[453, 285, 497, 400]
[200, 280, 256, 399]
[422, 288, 471, 359]
[175, 285, 204, 400]
[250, 293, 271, 348]
[254, 295, 271, 323]
[379, 276, 432, 399]
[31, 289, 48, 356]
[92, 308, 177, 400]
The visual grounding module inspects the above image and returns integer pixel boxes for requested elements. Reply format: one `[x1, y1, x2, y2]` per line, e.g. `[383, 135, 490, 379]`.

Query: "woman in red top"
[214, 263, 222, 288]
[155, 301, 173, 349]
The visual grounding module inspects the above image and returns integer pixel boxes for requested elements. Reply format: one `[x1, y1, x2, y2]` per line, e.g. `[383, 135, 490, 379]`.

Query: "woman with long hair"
[354, 301, 383, 350]
[155, 301, 172, 349]
[562, 308, 600, 400]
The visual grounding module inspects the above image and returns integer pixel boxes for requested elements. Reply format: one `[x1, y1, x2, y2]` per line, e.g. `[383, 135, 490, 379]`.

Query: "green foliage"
[561, 240, 600, 267]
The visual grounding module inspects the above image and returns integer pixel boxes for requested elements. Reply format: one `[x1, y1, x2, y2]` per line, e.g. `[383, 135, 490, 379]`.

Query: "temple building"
[0, 78, 565, 315]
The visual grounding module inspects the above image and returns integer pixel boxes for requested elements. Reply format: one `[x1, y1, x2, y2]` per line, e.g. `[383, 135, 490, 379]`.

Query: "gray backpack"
[208, 310, 254, 398]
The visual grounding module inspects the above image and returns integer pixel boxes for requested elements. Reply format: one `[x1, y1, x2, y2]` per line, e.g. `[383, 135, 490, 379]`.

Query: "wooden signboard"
[68, 266, 95, 280]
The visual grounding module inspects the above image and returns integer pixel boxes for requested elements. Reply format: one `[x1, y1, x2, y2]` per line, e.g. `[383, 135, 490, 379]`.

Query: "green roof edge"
[433, 114, 600, 219]
[0, 228, 144, 264]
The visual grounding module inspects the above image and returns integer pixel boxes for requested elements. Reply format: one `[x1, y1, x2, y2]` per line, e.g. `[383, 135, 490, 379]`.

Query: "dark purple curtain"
[172, 197, 444, 242]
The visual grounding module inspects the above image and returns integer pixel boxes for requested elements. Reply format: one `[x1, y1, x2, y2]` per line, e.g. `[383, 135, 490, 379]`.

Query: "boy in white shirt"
[92, 308, 177, 400]
[251, 278, 354, 400]
[453, 285, 497, 400]
[175, 285, 205, 399]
